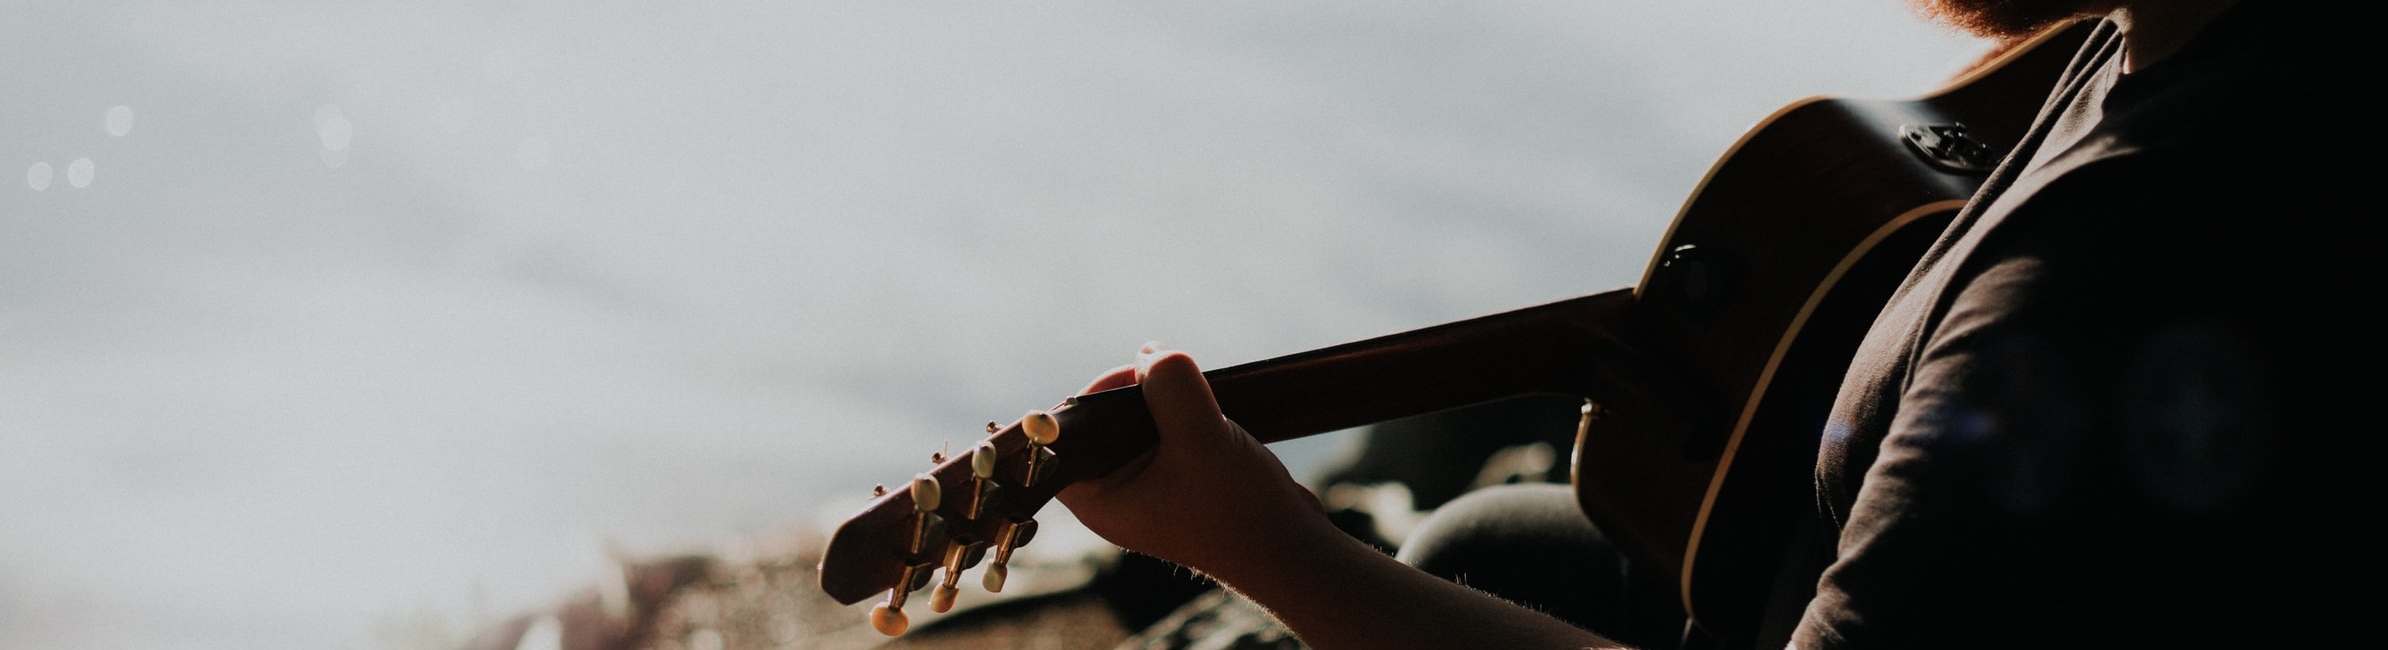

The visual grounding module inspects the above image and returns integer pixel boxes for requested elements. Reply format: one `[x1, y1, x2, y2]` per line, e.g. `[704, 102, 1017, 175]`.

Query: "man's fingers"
[1135, 349, 1225, 433]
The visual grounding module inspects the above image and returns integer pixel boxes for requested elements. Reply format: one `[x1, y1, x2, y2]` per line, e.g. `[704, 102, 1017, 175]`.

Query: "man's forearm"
[1208, 523, 1634, 650]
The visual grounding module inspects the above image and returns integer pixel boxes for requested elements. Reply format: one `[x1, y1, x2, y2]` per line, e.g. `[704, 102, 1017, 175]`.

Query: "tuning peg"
[870, 564, 927, 636]
[906, 514, 949, 557]
[870, 601, 907, 635]
[1022, 410, 1059, 445]
[905, 475, 950, 556]
[1020, 410, 1060, 487]
[928, 586, 956, 615]
[928, 540, 988, 613]
[960, 440, 1006, 520]
[970, 440, 997, 479]
[910, 474, 941, 513]
[869, 596, 908, 635]
[981, 517, 1038, 593]
[981, 560, 1008, 594]
[877, 474, 956, 636]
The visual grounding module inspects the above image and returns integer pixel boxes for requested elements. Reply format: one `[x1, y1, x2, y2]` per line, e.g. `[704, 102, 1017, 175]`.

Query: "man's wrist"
[1199, 514, 1382, 603]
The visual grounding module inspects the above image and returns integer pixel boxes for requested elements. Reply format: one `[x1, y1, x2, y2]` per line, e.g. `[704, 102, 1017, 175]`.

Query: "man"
[1056, 0, 2381, 647]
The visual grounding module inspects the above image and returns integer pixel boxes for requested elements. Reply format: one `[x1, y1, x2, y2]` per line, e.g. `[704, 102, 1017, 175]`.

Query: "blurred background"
[1, 1, 1984, 648]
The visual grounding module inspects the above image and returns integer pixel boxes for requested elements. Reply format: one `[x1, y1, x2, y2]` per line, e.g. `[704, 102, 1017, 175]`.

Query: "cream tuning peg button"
[980, 561, 1009, 593]
[982, 518, 1039, 593]
[964, 439, 1005, 520]
[1020, 411, 1060, 487]
[1022, 410, 1059, 445]
[930, 540, 985, 614]
[930, 581, 959, 614]
[869, 602, 908, 636]
[910, 474, 941, 513]
[930, 565, 962, 614]
[871, 564, 924, 636]
[971, 440, 998, 480]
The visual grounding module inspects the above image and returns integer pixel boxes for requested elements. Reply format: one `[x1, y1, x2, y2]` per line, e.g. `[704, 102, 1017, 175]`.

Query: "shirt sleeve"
[1791, 251, 2091, 649]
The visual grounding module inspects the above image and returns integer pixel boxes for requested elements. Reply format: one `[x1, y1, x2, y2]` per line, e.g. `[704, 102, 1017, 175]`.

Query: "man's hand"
[1053, 344, 1626, 650]
[1053, 343, 1340, 578]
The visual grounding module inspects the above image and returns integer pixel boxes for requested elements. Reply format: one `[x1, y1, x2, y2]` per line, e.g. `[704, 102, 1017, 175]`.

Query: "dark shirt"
[1795, 4, 2383, 647]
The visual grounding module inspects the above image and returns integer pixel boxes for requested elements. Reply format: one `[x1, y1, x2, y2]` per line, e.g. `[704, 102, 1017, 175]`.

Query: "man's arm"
[1055, 344, 1632, 650]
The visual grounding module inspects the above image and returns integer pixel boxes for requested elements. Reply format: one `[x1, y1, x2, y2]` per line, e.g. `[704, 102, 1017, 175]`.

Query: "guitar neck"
[821, 288, 1718, 607]
[1043, 287, 1703, 487]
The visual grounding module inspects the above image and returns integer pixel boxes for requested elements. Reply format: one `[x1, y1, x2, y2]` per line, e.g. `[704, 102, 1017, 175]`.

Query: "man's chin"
[1913, 0, 2099, 39]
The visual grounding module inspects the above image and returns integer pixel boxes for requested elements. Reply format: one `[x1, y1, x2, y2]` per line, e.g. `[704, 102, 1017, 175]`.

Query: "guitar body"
[818, 21, 2094, 643]
[1588, 21, 2092, 642]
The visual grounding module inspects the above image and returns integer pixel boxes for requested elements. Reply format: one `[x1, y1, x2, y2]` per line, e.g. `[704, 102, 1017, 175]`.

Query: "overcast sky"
[2, 2, 1985, 648]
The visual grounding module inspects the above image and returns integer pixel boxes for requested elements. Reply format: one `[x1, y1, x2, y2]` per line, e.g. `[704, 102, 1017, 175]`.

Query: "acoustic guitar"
[817, 21, 2092, 644]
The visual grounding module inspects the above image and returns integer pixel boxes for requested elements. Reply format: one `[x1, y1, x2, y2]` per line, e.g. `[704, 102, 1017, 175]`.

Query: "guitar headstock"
[817, 387, 1158, 636]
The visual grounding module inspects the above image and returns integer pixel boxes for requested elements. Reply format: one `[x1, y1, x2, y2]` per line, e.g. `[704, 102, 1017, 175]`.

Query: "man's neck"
[2104, 0, 2243, 72]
